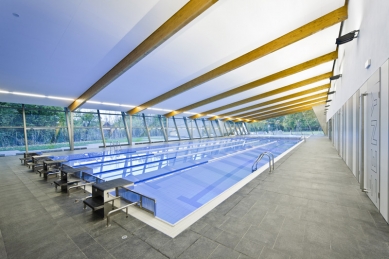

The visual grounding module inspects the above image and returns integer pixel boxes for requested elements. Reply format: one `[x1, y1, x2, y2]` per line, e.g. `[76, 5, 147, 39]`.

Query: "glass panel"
[73, 110, 104, 148]
[187, 119, 200, 138]
[225, 121, 233, 135]
[174, 117, 190, 139]
[132, 115, 149, 143]
[0, 105, 25, 155]
[25, 106, 69, 151]
[211, 120, 222, 137]
[196, 119, 208, 138]
[167, 118, 179, 140]
[100, 113, 127, 145]
[203, 120, 214, 137]
[144, 115, 165, 142]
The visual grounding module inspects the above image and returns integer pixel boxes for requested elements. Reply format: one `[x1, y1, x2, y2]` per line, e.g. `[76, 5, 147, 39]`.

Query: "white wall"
[327, 0, 389, 118]
[326, 0, 389, 222]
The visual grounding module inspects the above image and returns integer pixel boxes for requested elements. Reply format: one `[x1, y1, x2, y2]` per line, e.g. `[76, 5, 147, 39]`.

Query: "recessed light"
[13, 92, 45, 98]
[12, 13, 19, 18]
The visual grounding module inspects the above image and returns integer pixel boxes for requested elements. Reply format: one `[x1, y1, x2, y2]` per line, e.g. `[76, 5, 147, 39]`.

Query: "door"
[366, 79, 380, 208]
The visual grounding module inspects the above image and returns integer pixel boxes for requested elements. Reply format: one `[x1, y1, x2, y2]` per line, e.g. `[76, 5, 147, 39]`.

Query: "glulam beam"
[215, 83, 330, 118]
[166, 51, 337, 117]
[244, 99, 326, 119]
[251, 105, 323, 121]
[129, 6, 347, 115]
[236, 93, 327, 118]
[190, 72, 332, 119]
[68, 0, 218, 111]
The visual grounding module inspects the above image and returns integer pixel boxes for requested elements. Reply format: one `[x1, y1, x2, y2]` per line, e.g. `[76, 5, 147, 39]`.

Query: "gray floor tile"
[109, 236, 151, 259]
[244, 226, 278, 247]
[215, 231, 241, 249]
[234, 237, 265, 259]
[202, 225, 223, 241]
[82, 242, 114, 259]
[259, 246, 289, 259]
[178, 237, 218, 259]
[220, 217, 251, 238]
[209, 244, 241, 259]
[158, 230, 200, 258]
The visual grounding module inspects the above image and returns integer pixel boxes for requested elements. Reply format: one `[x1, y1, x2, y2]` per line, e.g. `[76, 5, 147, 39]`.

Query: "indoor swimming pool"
[52, 136, 302, 224]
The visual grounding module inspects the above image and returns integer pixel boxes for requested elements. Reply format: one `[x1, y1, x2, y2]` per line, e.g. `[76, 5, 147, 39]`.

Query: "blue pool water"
[57, 136, 301, 224]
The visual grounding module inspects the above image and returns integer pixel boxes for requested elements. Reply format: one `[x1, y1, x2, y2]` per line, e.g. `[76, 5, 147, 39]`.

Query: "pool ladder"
[109, 141, 121, 152]
[252, 152, 274, 173]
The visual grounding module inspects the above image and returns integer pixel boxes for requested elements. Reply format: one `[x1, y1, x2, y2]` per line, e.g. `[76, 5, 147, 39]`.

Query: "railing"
[106, 201, 138, 227]
[252, 151, 274, 172]
[68, 171, 105, 196]
[117, 187, 157, 216]
[109, 141, 122, 152]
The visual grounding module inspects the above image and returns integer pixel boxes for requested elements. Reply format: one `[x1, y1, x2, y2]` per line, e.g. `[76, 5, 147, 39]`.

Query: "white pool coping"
[121, 138, 305, 238]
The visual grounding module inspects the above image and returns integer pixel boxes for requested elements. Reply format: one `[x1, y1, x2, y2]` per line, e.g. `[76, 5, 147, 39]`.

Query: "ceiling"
[0, 0, 346, 121]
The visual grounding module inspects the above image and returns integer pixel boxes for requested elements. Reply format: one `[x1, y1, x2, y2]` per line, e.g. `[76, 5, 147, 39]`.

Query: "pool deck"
[1, 136, 388, 259]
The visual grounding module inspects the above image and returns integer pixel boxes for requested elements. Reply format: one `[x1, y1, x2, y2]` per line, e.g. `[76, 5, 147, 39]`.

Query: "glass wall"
[144, 114, 165, 142]
[99, 110, 128, 145]
[0, 101, 247, 156]
[132, 115, 149, 143]
[203, 119, 214, 137]
[0, 103, 25, 154]
[187, 119, 201, 139]
[73, 109, 103, 148]
[166, 118, 179, 141]
[211, 120, 222, 137]
[174, 117, 190, 139]
[196, 119, 208, 138]
[24, 104, 69, 151]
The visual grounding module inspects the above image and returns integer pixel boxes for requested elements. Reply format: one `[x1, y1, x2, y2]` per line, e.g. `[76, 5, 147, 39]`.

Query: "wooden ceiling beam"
[167, 51, 337, 117]
[68, 0, 218, 111]
[190, 72, 332, 119]
[244, 99, 326, 119]
[236, 93, 328, 118]
[222, 98, 325, 122]
[129, 6, 347, 115]
[216, 83, 330, 118]
[250, 104, 324, 121]
[252, 107, 314, 121]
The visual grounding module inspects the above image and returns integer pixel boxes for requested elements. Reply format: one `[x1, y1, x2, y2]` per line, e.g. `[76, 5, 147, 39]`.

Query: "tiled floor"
[1, 136, 389, 258]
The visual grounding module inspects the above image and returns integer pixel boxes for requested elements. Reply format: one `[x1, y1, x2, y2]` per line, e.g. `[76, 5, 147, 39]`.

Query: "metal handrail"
[252, 151, 274, 172]
[106, 201, 138, 227]
[68, 182, 92, 196]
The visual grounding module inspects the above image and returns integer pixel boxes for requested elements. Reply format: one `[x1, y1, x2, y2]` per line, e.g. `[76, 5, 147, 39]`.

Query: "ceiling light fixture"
[120, 104, 135, 108]
[47, 96, 73, 101]
[336, 30, 359, 45]
[0, 90, 10, 94]
[13, 92, 45, 98]
[102, 102, 120, 106]
[330, 74, 342, 80]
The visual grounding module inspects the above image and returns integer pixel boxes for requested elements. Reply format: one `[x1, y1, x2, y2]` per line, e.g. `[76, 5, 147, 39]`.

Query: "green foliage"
[248, 110, 322, 132]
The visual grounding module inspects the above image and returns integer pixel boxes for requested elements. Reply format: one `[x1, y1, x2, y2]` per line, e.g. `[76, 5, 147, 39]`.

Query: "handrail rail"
[106, 201, 138, 227]
[252, 151, 274, 172]
[121, 186, 157, 204]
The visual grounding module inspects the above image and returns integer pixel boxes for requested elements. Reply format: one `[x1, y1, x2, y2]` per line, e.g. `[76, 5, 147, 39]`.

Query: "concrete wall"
[327, 0, 389, 222]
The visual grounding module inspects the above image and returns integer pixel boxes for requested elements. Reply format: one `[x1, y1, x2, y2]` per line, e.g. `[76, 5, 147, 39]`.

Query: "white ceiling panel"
[0, 0, 186, 98]
[215, 79, 330, 116]
[93, 0, 344, 106]
[0, 0, 345, 117]
[156, 24, 339, 111]
[184, 61, 333, 114]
